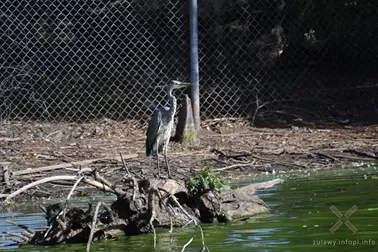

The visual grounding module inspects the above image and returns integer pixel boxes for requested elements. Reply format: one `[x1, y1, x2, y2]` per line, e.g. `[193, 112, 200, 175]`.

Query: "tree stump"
[174, 94, 199, 146]
[1, 162, 12, 190]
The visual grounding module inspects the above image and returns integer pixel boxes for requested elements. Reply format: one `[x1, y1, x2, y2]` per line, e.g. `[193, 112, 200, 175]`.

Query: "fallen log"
[3, 172, 283, 249]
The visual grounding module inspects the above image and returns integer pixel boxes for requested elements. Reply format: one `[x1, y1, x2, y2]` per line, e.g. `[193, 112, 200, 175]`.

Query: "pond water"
[1, 165, 377, 251]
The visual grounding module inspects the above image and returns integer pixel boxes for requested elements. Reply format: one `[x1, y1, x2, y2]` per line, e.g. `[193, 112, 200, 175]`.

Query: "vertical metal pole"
[189, 0, 200, 130]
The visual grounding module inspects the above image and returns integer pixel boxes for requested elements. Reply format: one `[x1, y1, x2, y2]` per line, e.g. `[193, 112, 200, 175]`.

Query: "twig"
[12, 154, 138, 176]
[252, 154, 307, 169]
[251, 94, 269, 126]
[94, 171, 124, 196]
[158, 188, 191, 220]
[344, 149, 377, 159]
[56, 217, 67, 230]
[9, 238, 23, 244]
[123, 176, 139, 201]
[36, 154, 57, 161]
[181, 218, 209, 252]
[43, 226, 53, 239]
[46, 130, 61, 137]
[5, 220, 35, 235]
[59, 176, 85, 218]
[82, 178, 115, 194]
[0, 137, 22, 142]
[210, 148, 227, 157]
[332, 154, 376, 161]
[94, 171, 113, 188]
[274, 110, 303, 119]
[120, 152, 130, 176]
[313, 152, 338, 162]
[77, 167, 94, 175]
[147, 186, 158, 249]
[2, 175, 116, 202]
[199, 224, 210, 252]
[3, 175, 77, 202]
[101, 203, 116, 223]
[13, 158, 102, 176]
[158, 188, 209, 252]
[66, 176, 84, 201]
[157, 190, 197, 251]
[86, 201, 103, 252]
[12, 159, 103, 176]
[169, 214, 173, 245]
[210, 149, 252, 160]
[214, 161, 258, 172]
[20, 229, 34, 239]
[164, 203, 176, 245]
[205, 117, 243, 122]
[181, 223, 197, 252]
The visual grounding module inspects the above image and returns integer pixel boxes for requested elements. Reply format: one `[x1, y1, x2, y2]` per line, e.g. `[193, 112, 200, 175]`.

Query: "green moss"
[181, 128, 199, 146]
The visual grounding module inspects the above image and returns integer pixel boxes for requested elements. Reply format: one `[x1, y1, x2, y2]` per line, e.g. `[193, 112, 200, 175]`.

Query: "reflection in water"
[1, 166, 377, 251]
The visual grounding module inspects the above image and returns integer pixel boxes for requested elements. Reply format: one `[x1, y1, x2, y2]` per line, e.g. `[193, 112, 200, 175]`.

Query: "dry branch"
[210, 148, 252, 160]
[1, 176, 116, 203]
[0, 137, 23, 142]
[3, 175, 77, 202]
[344, 149, 377, 159]
[12, 154, 138, 176]
[314, 152, 338, 161]
[66, 176, 84, 200]
[214, 162, 258, 172]
[86, 201, 103, 252]
[7, 232, 29, 242]
[82, 178, 115, 194]
[158, 187, 209, 252]
[252, 154, 307, 169]
[333, 154, 376, 161]
[148, 186, 158, 249]
[5, 220, 35, 235]
[120, 152, 131, 176]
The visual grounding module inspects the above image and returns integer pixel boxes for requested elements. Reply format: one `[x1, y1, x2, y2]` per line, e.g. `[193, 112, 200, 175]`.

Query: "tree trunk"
[174, 94, 199, 146]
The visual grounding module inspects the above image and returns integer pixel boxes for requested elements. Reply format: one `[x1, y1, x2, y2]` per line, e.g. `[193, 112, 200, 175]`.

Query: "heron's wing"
[146, 109, 162, 156]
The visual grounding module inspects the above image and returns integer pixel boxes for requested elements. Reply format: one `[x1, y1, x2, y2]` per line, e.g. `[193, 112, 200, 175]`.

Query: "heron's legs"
[155, 139, 160, 178]
[164, 143, 172, 179]
[156, 152, 160, 178]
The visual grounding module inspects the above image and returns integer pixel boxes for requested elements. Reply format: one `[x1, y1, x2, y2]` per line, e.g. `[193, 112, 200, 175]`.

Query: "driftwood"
[1, 169, 283, 249]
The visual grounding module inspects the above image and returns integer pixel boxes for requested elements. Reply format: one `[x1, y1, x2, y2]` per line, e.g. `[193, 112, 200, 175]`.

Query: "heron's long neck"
[167, 89, 177, 117]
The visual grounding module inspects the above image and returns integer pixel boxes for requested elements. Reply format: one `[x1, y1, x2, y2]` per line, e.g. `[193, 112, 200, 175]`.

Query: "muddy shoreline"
[1, 119, 377, 201]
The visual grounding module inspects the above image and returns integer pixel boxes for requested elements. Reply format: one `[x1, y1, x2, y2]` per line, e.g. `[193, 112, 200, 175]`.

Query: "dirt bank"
[1, 119, 377, 200]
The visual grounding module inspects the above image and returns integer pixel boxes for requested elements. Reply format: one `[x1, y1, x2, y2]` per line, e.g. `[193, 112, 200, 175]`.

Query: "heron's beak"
[173, 81, 191, 89]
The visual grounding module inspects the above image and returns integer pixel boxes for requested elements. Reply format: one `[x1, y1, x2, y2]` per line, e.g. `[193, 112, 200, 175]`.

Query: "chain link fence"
[1, 0, 377, 123]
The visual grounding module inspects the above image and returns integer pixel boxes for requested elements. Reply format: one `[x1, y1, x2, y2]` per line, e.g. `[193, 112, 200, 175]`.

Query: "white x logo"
[329, 205, 358, 233]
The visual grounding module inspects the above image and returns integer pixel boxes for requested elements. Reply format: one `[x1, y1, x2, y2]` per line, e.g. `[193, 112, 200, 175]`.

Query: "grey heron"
[146, 80, 191, 178]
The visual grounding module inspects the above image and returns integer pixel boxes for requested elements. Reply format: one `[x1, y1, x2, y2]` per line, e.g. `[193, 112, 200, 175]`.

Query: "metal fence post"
[189, 0, 200, 130]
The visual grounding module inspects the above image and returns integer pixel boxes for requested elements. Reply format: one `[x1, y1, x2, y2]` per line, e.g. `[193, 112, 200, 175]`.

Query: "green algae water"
[1, 166, 377, 251]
